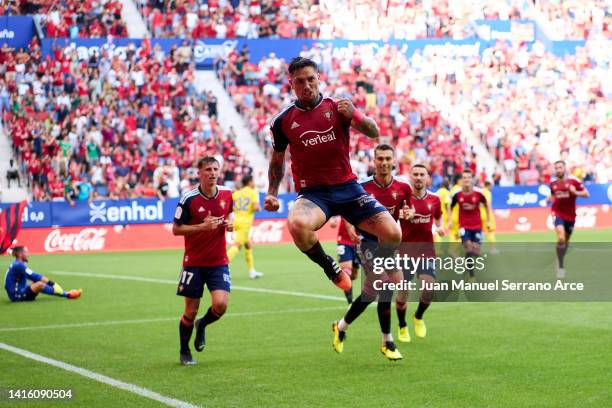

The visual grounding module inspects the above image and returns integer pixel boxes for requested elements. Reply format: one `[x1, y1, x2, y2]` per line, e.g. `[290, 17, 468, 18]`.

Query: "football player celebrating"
[396, 164, 444, 342]
[265, 57, 401, 296]
[331, 144, 412, 361]
[173, 157, 234, 365]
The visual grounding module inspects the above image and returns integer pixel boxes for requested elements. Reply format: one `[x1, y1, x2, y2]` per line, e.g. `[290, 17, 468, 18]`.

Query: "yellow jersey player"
[449, 176, 462, 243]
[480, 181, 498, 254]
[435, 179, 451, 243]
[227, 175, 263, 279]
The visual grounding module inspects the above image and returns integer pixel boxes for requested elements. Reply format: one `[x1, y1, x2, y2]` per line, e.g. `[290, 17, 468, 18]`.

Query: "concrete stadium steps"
[194, 70, 269, 188]
[0, 124, 29, 203]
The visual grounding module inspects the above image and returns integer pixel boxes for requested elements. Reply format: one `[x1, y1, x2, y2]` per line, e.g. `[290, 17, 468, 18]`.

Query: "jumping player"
[330, 216, 361, 304]
[547, 160, 589, 279]
[4, 246, 82, 301]
[331, 144, 412, 361]
[449, 170, 490, 282]
[227, 174, 264, 279]
[173, 157, 234, 365]
[396, 164, 444, 342]
[264, 57, 401, 296]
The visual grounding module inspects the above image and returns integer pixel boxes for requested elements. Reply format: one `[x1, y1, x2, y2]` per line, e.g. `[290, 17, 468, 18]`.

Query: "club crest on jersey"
[427, 203, 432, 210]
[392, 191, 398, 200]
[324, 111, 332, 120]
[220, 201, 226, 209]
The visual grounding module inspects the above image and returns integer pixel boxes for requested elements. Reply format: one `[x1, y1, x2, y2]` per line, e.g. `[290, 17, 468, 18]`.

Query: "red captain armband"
[351, 109, 366, 126]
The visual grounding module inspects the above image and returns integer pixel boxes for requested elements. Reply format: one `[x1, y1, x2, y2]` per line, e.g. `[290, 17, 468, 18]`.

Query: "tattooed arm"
[267, 150, 285, 197]
[264, 150, 285, 211]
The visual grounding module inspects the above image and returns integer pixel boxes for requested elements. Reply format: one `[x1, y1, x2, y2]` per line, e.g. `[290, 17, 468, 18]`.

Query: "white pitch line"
[0, 342, 199, 408]
[0, 306, 347, 333]
[49, 271, 346, 302]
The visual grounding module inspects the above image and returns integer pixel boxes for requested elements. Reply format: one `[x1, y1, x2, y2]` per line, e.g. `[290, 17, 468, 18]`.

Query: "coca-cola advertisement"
[14, 221, 337, 254]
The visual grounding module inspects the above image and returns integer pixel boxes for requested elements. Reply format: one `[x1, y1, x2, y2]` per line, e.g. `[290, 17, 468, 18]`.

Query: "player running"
[396, 164, 444, 343]
[449, 170, 490, 282]
[547, 161, 589, 279]
[331, 144, 412, 361]
[4, 246, 82, 301]
[227, 174, 264, 279]
[265, 57, 401, 296]
[173, 157, 234, 366]
[329, 216, 361, 304]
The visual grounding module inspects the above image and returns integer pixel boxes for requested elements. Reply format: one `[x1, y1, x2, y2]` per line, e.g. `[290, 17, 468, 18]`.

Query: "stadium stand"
[535, 0, 611, 40]
[216, 39, 611, 187]
[133, 0, 567, 40]
[0, 38, 251, 202]
[9, 0, 129, 38]
[216, 43, 474, 191]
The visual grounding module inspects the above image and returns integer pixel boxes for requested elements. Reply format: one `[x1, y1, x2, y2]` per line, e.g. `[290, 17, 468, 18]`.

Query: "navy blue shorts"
[460, 228, 483, 244]
[176, 265, 231, 298]
[337, 244, 360, 268]
[297, 180, 387, 226]
[6, 287, 38, 302]
[554, 216, 575, 236]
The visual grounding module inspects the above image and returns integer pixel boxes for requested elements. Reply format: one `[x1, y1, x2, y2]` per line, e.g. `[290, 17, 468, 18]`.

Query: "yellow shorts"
[233, 222, 252, 246]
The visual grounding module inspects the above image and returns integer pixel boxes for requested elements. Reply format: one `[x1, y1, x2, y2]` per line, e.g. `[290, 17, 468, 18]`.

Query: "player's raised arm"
[336, 98, 380, 139]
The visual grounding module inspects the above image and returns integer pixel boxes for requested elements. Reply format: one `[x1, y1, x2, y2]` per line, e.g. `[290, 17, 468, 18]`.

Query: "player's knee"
[30, 281, 45, 292]
[557, 237, 566, 246]
[212, 302, 227, 317]
[421, 290, 434, 304]
[379, 223, 401, 246]
[287, 216, 311, 235]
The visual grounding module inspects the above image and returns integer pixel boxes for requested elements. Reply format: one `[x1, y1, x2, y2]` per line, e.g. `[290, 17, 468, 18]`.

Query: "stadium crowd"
[216, 43, 475, 192]
[217, 39, 611, 188]
[135, 0, 545, 40]
[0, 38, 251, 203]
[7, 0, 128, 38]
[535, 0, 611, 40]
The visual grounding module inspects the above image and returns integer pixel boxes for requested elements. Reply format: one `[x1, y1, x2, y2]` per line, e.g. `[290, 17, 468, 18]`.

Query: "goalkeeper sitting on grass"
[4, 246, 82, 302]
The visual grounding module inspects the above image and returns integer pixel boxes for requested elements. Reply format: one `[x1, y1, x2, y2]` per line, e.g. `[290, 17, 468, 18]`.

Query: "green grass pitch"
[1, 229, 611, 407]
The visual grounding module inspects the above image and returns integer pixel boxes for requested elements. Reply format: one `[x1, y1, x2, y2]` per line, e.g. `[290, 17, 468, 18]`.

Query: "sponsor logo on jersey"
[299, 126, 337, 147]
[324, 111, 332, 120]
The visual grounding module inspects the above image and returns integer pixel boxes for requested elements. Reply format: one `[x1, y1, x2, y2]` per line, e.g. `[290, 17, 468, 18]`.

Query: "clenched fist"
[264, 194, 280, 212]
[336, 98, 355, 120]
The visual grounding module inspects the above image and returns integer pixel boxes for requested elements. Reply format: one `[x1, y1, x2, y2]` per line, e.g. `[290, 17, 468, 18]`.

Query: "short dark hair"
[198, 156, 219, 168]
[554, 160, 566, 166]
[242, 174, 253, 186]
[374, 143, 395, 155]
[484, 180, 492, 187]
[288, 57, 318, 75]
[411, 164, 429, 174]
[12, 246, 25, 256]
[462, 169, 473, 176]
